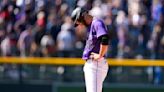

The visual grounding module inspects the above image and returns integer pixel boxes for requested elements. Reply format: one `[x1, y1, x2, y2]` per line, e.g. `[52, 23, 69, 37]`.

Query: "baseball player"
[71, 7, 109, 92]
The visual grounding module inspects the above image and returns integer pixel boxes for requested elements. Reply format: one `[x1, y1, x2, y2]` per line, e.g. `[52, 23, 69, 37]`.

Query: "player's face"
[75, 16, 91, 28]
[74, 21, 80, 27]
[74, 21, 81, 27]
[83, 14, 92, 27]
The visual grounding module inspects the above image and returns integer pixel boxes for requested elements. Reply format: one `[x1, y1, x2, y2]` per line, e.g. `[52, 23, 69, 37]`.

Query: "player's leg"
[83, 60, 96, 92]
[83, 59, 108, 92]
[96, 60, 108, 92]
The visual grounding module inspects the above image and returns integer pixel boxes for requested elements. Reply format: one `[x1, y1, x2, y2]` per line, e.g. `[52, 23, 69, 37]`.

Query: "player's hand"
[90, 52, 101, 61]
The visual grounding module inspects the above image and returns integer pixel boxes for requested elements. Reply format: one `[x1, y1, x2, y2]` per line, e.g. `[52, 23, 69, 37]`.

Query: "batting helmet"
[71, 7, 88, 27]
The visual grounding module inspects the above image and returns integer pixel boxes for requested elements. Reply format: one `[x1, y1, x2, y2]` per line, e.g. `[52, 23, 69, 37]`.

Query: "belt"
[86, 57, 105, 61]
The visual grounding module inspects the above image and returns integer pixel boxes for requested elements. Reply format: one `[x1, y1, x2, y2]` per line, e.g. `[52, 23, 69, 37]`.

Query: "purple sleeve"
[94, 20, 108, 38]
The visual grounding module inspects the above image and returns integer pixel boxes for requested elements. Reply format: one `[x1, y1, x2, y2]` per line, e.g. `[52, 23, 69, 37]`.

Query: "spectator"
[40, 33, 55, 57]
[1, 35, 11, 56]
[56, 16, 75, 57]
[17, 25, 33, 57]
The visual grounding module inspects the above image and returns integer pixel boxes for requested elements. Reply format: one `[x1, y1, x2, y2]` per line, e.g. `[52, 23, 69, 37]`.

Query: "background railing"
[1, 57, 164, 66]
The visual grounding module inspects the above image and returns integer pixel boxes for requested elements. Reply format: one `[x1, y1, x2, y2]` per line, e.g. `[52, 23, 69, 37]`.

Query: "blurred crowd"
[0, 0, 164, 59]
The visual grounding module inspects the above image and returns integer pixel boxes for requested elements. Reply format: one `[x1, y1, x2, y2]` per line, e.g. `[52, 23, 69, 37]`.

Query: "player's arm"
[91, 35, 109, 61]
[99, 35, 109, 57]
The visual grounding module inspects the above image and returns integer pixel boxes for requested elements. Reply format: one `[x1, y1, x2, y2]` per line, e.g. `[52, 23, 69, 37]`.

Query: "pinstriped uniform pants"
[83, 58, 108, 92]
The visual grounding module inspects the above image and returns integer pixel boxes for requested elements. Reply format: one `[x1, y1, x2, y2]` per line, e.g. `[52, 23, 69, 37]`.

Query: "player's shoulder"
[92, 18, 104, 26]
